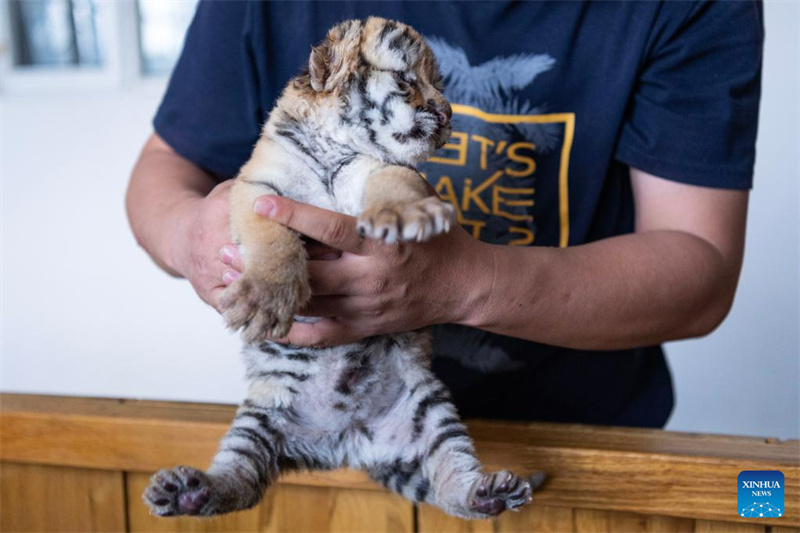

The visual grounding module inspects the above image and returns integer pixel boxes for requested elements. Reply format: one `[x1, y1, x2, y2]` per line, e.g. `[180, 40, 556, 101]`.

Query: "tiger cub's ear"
[308, 20, 361, 93]
[308, 45, 331, 92]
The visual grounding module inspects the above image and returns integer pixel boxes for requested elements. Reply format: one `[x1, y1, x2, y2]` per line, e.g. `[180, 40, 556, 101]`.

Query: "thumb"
[254, 196, 364, 254]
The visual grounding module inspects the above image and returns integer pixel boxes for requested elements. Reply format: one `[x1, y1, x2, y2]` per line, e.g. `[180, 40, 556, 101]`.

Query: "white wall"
[1, 2, 797, 438]
[0, 89, 246, 403]
[664, 1, 799, 439]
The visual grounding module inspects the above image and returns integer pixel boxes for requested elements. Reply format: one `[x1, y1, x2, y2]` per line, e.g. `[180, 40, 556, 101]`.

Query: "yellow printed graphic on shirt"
[420, 37, 574, 248]
[419, 104, 574, 248]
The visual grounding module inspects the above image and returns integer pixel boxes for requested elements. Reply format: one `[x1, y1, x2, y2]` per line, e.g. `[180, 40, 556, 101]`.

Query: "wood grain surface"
[0, 463, 126, 533]
[1, 393, 798, 532]
[126, 473, 413, 533]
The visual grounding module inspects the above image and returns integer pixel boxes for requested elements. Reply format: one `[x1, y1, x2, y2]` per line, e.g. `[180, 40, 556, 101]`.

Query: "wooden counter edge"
[1, 393, 797, 527]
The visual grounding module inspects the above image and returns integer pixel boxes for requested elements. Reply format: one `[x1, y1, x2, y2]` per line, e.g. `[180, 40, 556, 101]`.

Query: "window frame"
[0, 0, 175, 93]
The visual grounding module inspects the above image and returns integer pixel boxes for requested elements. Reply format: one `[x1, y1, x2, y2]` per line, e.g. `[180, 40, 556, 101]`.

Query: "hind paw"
[143, 466, 213, 517]
[468, 471, 532, 517]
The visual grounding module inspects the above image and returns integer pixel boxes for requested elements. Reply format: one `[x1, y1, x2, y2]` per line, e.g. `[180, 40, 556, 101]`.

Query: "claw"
[469, 471, 532, 518]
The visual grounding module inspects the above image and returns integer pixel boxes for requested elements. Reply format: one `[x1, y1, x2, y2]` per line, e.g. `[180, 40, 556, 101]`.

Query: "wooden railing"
[1, 394, 797, 533]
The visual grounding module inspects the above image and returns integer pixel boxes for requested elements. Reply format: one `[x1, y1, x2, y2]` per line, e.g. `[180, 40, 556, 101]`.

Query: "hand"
[169, 180, 354, 313]
[170, 180, 241, 311]
[253, 195, 491, 346]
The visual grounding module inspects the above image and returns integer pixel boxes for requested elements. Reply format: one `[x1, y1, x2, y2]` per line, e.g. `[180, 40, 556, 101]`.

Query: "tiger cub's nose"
[427, 100, 452, 126]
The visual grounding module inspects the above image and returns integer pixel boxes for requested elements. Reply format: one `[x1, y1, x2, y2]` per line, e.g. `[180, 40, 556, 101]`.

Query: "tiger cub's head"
[301, 17, 452, 165]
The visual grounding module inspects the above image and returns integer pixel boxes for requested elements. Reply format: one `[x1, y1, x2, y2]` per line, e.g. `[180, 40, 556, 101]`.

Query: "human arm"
[125, 133, 240, 310]
[472, 168, 748, 349]
[125, 1, 265, 310]
[257, 167, 747, 349]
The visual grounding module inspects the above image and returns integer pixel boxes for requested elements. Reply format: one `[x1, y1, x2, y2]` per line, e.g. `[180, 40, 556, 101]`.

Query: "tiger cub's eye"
[394, 71, 415, 86]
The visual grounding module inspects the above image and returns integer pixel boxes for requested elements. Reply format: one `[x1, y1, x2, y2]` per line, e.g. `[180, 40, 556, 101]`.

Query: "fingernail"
[219, 246, 236, 265]
[222, 269, 240, 285]
[254, 197, 276, 217]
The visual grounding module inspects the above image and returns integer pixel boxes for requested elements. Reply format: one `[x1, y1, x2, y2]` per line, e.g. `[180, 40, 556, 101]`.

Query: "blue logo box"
[738, 470, 784, 518]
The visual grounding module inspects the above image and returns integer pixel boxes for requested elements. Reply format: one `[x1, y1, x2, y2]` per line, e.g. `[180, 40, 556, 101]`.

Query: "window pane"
[137, 0, 198, 76]
[9, 0, 102, 67]
[71, 0, 101, 65]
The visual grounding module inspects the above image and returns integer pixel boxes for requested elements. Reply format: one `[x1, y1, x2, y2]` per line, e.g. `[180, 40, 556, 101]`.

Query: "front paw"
[220, 273, 310, 343]
[357, 197, 456, 244]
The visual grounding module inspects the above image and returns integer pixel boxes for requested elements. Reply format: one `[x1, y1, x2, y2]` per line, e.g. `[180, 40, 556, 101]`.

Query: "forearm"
[125, 134, 216, 276]
[462, 230, 739, 350]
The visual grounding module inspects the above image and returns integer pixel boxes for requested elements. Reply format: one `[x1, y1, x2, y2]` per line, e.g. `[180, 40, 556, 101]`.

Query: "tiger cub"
[144, 17, 539, 520]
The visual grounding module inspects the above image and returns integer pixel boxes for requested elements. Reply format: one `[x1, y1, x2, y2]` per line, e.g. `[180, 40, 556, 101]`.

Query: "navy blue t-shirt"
[155, 1, 763, 428]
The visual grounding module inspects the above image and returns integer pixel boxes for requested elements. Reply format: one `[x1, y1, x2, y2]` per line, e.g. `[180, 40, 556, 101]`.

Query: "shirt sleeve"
[614, 1, 764, 189]
[153, 0, 262, 179]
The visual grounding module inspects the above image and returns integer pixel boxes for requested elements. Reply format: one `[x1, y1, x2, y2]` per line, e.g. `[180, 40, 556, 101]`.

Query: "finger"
[254, 196, 366, 254]
[219, 244, 244, 271]
[222, 269, 240, 286]
[276, 318, 361, 347]
[307, 258, 361, 296]
[213, 178, 236, 193]
[209, 285, 229, 314]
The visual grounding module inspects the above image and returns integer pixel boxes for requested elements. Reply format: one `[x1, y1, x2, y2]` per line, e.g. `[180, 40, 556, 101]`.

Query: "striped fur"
[144, 17, 534, 520]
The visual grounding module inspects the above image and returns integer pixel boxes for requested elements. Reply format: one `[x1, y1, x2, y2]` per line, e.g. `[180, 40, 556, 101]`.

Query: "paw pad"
[468, 471, 532, 517]
[143, 466, 213, 517]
